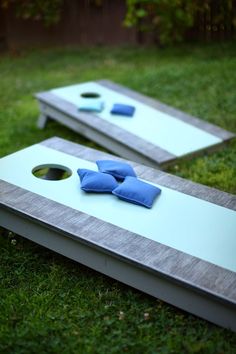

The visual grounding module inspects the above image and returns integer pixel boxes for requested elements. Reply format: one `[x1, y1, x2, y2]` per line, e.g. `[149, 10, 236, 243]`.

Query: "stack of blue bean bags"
[77, 160, 161, 208]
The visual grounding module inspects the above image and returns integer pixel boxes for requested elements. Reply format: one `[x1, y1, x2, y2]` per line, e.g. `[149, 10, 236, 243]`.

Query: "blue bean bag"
[110, 103, 135, 117]
[77, 168, 118, 193]
[96, 160, 136, 181]
[112, 176, 161, 208]
[78, 100, 104, 113]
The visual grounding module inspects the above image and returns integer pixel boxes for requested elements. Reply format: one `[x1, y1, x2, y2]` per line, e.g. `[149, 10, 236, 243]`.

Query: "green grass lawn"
[0, 41, 236, 353]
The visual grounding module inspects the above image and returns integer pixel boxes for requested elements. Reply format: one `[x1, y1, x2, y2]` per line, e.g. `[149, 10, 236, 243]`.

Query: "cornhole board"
[35, 80, 235, 168]
[0, 137, 236, 331]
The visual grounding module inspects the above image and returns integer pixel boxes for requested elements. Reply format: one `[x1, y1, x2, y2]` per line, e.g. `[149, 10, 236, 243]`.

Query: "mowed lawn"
[0, 42, 236, 353]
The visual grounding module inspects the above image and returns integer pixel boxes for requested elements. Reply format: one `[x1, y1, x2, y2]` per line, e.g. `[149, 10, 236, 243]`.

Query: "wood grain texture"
[98, 80, 235, 141]
[36, 91, 175, 166]
[42, 137, 236, 211]
[35, 79, 235, 168]
[1, 137, 236, 331]
[1, 177, 236, 308]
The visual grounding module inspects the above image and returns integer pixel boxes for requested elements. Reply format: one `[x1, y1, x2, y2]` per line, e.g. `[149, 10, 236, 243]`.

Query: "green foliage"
[125, 0, 196, 44]
[0, 0, 105, 26]
[124, 0, 236, 45]
[1, 0, 64, 26]
[1, 0, 235, 40]
[0, 42, 236, 351]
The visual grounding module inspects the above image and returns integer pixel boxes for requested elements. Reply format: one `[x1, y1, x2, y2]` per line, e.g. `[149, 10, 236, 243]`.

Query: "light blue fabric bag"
[78, 100, 104, 112]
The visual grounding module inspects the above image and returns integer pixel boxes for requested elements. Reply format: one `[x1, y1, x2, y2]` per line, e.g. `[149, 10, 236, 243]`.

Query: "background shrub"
[124, 0, 236, 45]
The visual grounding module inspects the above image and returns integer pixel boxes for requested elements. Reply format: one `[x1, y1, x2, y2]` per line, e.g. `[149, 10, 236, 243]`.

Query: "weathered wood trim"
[1, 137, 236, 331]
[1, 179, 236, 307]
[41, 137, 236, 211]
[98, 80, 235, 141]
[36, 91, 175, 166]
[35, 79, 235, 168]
[1, 204, 236, 331]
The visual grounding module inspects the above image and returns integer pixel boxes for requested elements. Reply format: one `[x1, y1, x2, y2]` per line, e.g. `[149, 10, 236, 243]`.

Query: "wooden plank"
[98, 80, 235, 141]
[0, 137, 236, 331]
[36, 91, 175, 167]
[42, 136, 236, 210]
[35, 80, 235, 168]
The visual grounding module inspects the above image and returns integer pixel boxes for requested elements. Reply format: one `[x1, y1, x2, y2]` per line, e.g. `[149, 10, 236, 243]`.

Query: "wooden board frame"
[35, 80, 235, 168]
[0, 137, 236, 331]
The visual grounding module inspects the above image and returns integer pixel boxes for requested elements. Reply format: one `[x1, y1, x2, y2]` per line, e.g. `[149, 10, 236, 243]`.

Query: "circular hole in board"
[80, 92, 101, 99]
[32, 164, 72, 181]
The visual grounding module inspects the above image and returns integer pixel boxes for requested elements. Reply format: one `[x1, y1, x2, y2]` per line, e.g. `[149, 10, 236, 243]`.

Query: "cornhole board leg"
[37, 113, 48, 129]
[1, 207, 236, 332]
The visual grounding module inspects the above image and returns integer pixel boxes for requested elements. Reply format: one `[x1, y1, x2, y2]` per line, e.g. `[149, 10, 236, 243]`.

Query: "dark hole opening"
[80, 92, 101, 99]
[32, 164, 72, 181]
